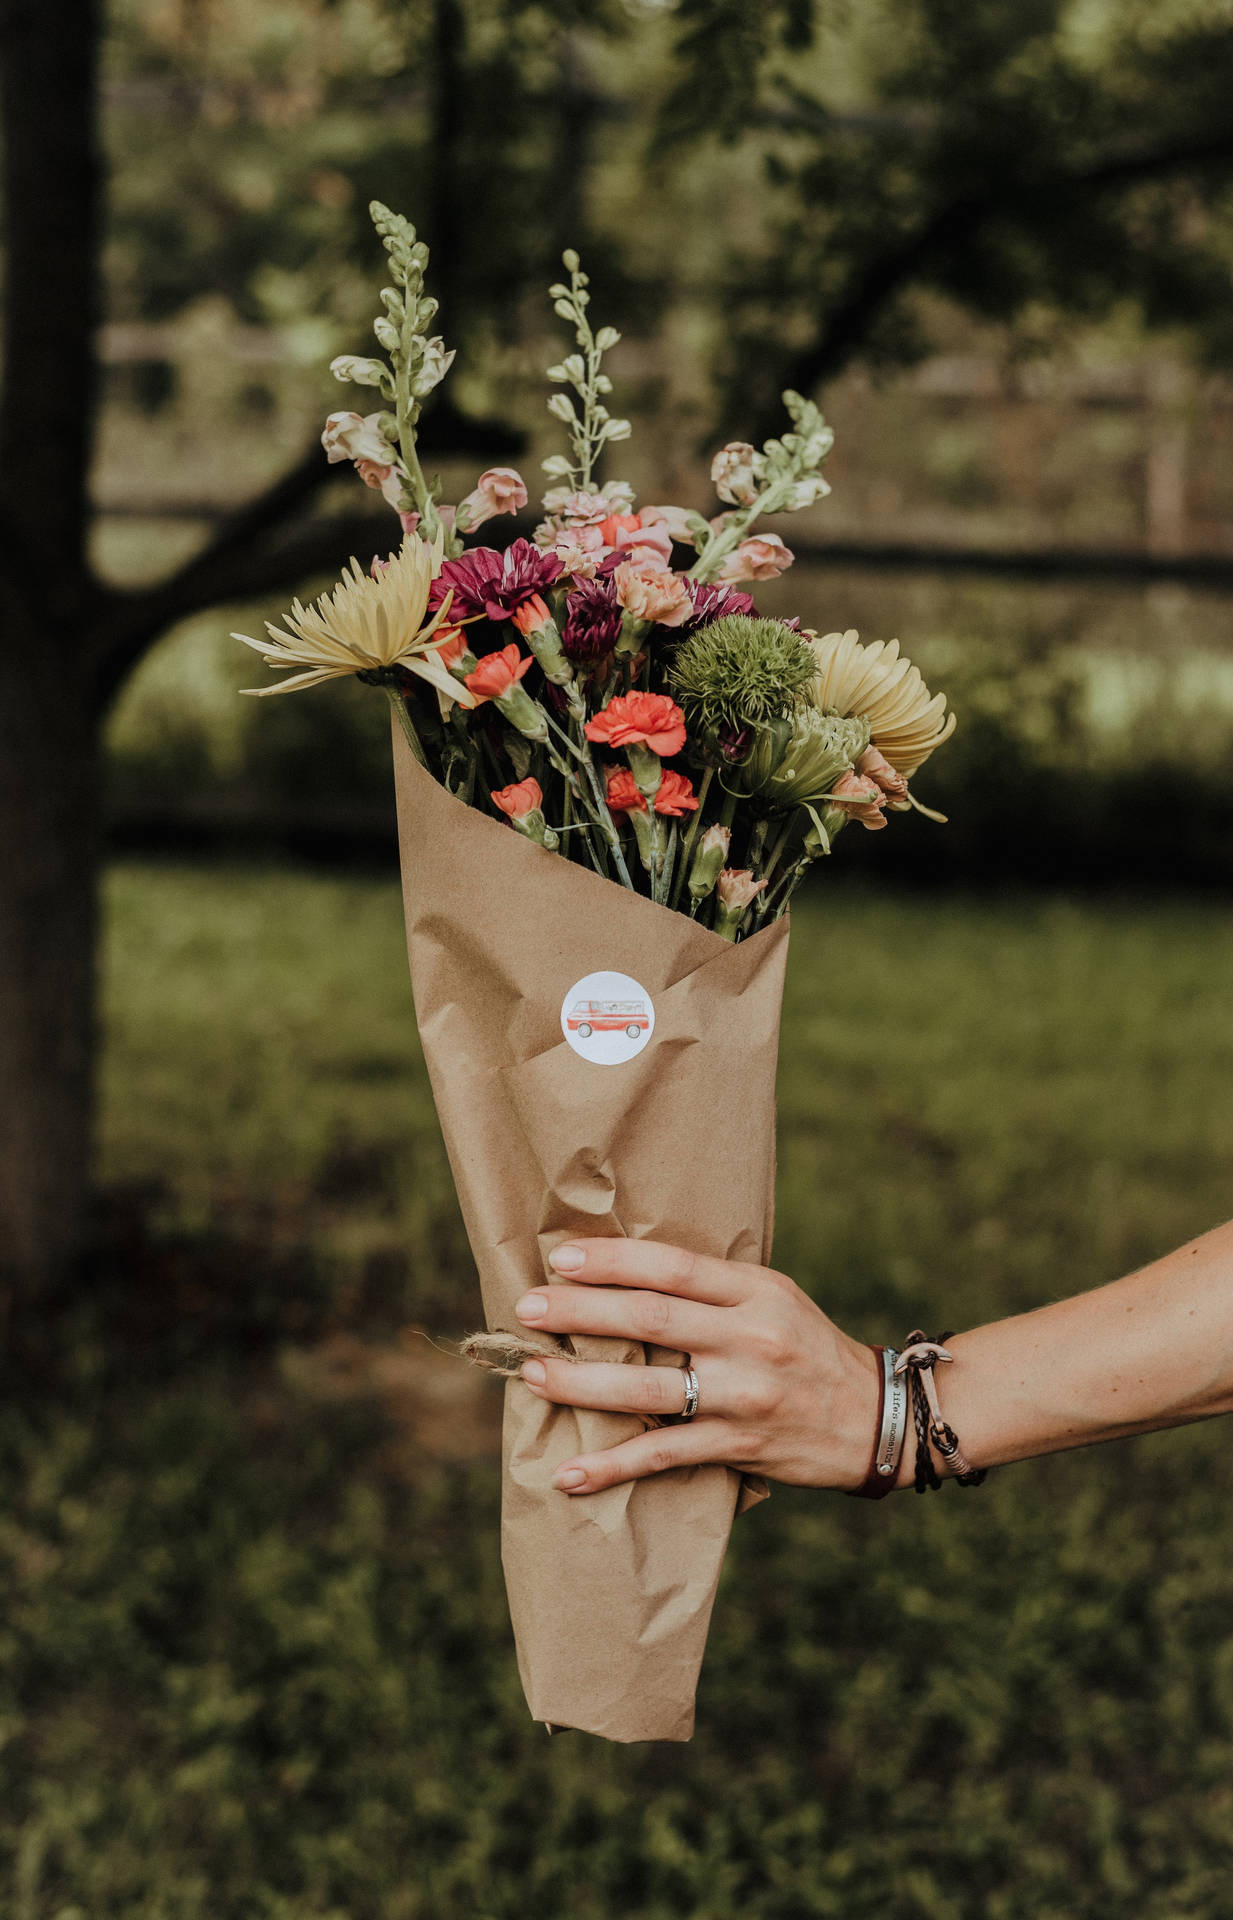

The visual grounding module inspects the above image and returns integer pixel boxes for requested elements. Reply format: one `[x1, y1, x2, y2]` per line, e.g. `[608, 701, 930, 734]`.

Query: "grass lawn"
[2, 863, 1231, 1917]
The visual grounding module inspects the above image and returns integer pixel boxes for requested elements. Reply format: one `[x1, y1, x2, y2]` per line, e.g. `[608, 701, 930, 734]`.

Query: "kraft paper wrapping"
[392, 725, 789, 1742]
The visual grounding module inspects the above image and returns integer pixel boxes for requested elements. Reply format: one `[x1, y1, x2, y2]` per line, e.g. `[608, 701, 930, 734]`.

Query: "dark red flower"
[428, 539, 562, 623]
[560, 575, 622, 661]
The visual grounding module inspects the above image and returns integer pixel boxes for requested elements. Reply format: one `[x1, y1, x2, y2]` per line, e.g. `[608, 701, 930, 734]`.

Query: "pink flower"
[457, 467, 528, 531]
[856, 745, 910, 805]
[718, 533, 794, 583]
[604, 766, 700, 816]
[545, 536, 601, 578]
[321, 411, 393, 466]
[491, 777, 543, 820]
[355, 459, 407, 511]
[511, 593, 553, 638]
[829, 770, 888, 831]
[463, 643, 536, 702]
[398, 510, 421, 537]
[585, 692, 687, 757]
[543, 485, 634, 527]
[640, 503, 699, 547]
[716, 868, 767, 911]
[612, 561, 693, 627]
[710, 442, 763, 507]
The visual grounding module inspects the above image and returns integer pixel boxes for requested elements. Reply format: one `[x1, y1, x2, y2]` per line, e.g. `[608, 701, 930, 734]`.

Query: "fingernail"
[549, 1244, 586, 1274]
[554, 1468, 587, 1491]
[521, 1360, 546, 1386]
[515, 1292, 548, 1321]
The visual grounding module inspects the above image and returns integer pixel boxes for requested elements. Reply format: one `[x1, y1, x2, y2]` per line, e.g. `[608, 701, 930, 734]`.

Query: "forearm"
[907, 1220, 1233, 1484]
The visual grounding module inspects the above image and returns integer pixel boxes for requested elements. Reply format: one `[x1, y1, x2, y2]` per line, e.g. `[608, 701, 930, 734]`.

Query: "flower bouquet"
[236, 204, 955, 1741]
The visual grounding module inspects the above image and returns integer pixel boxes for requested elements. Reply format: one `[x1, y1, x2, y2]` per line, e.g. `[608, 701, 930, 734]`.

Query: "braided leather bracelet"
[896, 1330, 987, 1491]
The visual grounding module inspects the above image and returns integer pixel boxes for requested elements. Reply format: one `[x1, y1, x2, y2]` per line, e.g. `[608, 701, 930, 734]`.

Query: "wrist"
[833, 1339, 886, 1492]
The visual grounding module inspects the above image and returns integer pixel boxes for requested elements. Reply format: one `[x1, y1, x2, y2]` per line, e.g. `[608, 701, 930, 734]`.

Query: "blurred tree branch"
[771, 128, 1233, 417]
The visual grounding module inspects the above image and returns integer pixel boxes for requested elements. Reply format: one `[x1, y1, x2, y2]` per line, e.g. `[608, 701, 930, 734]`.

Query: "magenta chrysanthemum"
[560, 576, 622, 661]
[676, 581, 756, 633]
[428, 538, 563, 622]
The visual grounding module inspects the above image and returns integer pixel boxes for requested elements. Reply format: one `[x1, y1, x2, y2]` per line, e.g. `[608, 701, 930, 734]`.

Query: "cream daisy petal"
[808, 630, 955, 776]
[232, 538, 449, 692]
[240, 667, 353, 696]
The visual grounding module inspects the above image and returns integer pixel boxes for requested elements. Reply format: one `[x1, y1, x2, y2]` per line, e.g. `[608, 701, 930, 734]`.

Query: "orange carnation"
[491, 778, 543, 820]
[605, 768, 645, 813]
[464, 643, 535, 702]
[584, 691, 687, 757]
[652, 769, 700, 816]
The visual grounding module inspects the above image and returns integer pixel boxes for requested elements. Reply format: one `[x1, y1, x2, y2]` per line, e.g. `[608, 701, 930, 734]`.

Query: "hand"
[512, 1238, 880, 1496]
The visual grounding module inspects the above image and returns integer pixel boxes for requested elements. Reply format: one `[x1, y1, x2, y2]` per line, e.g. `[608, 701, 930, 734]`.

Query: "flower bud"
[512, 594, 573, 687]
[713, 867, 768, 941]
[688, 823, 732, 904]
[330, 355, 391, 392]
[710, 442, 763, 507]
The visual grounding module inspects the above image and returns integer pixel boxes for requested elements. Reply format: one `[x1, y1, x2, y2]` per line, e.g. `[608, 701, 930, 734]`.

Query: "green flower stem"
[669, 766, 713, 912]
[544, 710, 635, 891]
[687, 495, 770, 583]
[660, 822, 680, 908]
[386, 688, 428, 768]
[753, 814, 798, 926]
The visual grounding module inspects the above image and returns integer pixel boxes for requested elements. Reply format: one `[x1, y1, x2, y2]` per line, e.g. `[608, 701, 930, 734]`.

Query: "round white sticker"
[560, 970, 656, 1065]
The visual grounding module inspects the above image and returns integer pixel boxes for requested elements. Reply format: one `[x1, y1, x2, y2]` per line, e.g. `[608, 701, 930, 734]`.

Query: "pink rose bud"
[717, 533, 794, 583]
[710, 442, 763, 507]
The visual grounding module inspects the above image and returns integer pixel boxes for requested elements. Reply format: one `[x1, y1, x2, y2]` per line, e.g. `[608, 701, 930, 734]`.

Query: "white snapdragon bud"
[410, 337, 456, 398]
[330, 355, 391, 391]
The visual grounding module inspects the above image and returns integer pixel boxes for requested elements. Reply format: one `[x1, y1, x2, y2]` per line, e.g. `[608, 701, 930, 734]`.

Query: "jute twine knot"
[458, 1330, 579, 1378]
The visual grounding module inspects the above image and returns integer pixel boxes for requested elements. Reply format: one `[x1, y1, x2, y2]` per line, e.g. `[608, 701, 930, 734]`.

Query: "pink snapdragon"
[321, 411, 393, 466]
[354, 460, 407, 511]
[456, 467, 528, 531]
[718, 533, 794, 583]
[710, 442, 763, 507]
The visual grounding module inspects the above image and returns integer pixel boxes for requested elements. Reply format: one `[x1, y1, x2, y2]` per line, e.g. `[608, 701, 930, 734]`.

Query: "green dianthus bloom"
[670, 615, 815, 739]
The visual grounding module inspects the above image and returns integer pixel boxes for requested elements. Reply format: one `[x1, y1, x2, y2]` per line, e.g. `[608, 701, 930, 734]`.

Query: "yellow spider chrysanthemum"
[234, 535, 475, 706]
[808, 628, 955, 776]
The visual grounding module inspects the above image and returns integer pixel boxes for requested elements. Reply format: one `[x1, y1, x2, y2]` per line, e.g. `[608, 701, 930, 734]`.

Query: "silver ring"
[679, 1366, 700, 1421]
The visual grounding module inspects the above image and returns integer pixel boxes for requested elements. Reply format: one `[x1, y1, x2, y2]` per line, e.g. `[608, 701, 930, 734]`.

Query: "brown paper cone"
[392, 725, 788, 1741]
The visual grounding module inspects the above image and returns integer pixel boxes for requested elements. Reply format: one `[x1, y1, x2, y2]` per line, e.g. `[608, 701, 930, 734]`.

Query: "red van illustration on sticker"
[566, 997, 651, 1040]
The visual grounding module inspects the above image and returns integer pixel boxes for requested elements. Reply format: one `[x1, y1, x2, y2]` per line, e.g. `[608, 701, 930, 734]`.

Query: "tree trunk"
[0, 619, 102, 1289]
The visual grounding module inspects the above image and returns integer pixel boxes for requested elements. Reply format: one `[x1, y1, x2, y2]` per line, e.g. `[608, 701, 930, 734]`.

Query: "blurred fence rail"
[97, 321, 1233, 587]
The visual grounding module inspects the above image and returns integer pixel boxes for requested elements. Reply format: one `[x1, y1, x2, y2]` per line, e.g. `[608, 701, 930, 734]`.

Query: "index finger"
[546, 1237, 754, 1306]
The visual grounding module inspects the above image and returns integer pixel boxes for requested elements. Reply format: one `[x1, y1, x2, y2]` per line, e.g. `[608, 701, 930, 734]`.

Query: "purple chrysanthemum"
[428, 538, 563, 622]
[560, 576, 622, 661]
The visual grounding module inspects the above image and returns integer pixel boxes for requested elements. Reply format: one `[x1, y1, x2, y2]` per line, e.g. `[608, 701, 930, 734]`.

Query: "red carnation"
[584, 691, 687, 757]
[491, 777, 543, 820]
[464, 643, 535, 702]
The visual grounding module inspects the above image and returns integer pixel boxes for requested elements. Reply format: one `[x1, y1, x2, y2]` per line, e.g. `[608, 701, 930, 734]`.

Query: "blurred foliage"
[1, 864, 1229, 1914]
[104, 561, 1233, 887]
[99, 0, 1233, 423]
